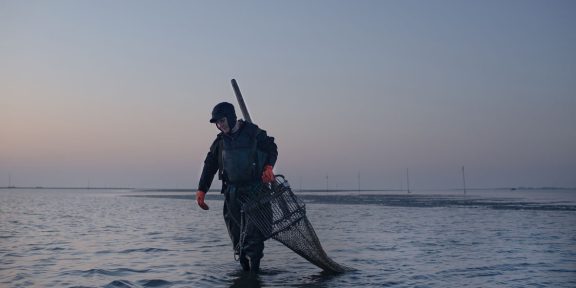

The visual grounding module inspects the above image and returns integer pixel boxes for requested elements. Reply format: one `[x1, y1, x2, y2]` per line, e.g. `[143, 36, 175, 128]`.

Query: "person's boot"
[249, 258, 260, 274]
[240, 256, 250, 272]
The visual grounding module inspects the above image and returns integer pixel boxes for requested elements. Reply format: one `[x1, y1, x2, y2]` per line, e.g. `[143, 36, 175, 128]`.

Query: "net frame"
[239, 175, 353, 273]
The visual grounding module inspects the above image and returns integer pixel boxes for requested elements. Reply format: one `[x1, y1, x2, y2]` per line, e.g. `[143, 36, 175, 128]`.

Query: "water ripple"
[104, 280, 137, 288]
[137, 279, 174, 287]
[119, 248, 171, 254]
[62, 268, 151, 277]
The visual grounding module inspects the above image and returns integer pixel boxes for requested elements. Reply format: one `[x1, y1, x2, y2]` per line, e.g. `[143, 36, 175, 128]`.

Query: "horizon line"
[1, 186, 575, 191]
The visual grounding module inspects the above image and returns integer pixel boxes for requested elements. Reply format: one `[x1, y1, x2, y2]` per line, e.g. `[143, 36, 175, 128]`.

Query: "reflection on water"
[1, 188, 575, 287]
[228, 273, 262, 288]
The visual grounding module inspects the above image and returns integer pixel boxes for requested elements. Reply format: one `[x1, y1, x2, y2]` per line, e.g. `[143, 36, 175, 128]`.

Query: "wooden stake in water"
[8, 173, 14, 188]
[406, 168, 411, 194]
[462, 166, 467, 195]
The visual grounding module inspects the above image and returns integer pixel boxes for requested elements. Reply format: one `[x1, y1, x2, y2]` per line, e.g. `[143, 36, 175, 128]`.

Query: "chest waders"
[219, 125, 266, 266]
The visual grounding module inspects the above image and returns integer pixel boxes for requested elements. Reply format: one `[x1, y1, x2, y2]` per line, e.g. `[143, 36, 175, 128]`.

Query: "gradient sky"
[1, 0, 575, 189]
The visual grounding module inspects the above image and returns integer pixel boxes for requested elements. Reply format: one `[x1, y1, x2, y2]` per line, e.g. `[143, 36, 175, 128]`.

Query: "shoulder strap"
[244, 122, 262, 139]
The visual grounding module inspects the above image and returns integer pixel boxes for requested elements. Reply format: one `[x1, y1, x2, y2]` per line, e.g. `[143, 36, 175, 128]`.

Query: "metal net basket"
[239, 175, 353, 273]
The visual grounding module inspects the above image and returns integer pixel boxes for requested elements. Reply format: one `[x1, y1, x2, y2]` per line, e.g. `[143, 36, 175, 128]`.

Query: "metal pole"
[231, 79, 253, 124]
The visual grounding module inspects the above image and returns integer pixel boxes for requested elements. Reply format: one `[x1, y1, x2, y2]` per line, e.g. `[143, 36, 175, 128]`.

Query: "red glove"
[196, 190, 209, 210]
[261, 165, 275, 183]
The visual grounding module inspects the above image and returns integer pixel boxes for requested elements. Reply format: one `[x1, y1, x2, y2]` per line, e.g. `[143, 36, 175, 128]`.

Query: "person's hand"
[261, 165, 275, 183]
[196, 190, 209, 210]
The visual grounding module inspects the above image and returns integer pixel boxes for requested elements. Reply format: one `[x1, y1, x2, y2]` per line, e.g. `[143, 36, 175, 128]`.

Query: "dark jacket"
[197, 120, 278, 193]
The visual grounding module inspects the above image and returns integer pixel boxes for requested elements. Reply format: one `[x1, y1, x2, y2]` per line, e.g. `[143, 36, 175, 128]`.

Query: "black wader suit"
[198, 120, 278, 265]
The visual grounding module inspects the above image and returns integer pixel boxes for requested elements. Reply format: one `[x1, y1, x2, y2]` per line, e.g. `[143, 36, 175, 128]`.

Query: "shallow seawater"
[1, 188, 575, 287]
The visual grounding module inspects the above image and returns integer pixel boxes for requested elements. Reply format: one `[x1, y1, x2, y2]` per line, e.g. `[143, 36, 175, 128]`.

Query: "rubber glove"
[196, 190, 209, 210]
[261, 165, 275, 183]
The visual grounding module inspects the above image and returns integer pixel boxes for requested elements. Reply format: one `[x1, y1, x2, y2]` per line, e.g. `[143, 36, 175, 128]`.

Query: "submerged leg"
[223, 186, 246, 271]
[243, 224, 264, 274]
[239, 256, 250, 272]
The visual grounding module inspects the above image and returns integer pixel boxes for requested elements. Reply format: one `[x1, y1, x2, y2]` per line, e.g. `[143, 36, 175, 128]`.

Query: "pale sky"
[1, 0, 575, 189]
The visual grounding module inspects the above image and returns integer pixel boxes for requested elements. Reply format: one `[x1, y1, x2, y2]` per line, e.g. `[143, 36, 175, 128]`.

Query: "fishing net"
[238, 175, 352, 273]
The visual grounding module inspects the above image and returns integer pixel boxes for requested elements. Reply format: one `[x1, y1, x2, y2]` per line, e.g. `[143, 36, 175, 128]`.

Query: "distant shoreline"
[1, 186, 575, 191]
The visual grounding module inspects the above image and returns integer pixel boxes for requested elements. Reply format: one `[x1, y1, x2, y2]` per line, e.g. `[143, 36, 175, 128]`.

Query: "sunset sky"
[1, 0, 575, 189]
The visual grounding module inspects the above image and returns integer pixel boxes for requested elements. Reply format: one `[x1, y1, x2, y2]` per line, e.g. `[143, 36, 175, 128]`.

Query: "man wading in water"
[196, 102, 278, 274]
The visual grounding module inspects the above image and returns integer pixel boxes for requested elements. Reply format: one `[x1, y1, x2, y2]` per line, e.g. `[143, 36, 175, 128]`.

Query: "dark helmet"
[210, 102, 237, 129]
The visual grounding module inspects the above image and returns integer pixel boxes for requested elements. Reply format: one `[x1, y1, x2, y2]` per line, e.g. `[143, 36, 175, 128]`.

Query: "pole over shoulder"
[231, 79, 252, 124]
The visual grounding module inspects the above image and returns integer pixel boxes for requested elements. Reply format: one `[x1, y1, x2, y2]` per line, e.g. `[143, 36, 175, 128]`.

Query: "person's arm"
[257, 129, 278, 167]
[196, 138, 220, 210]
[257, 129, 278, 182]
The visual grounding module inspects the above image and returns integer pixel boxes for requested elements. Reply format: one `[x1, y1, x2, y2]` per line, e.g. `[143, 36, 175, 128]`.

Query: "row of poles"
[296, 166, 468, 194]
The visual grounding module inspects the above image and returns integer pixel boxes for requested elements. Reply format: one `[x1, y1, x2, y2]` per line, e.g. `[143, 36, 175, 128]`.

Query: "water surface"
[1, 188, 575, 287]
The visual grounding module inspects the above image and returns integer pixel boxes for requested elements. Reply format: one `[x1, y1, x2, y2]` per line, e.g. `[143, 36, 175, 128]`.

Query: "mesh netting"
[239, 175, 353, 273]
